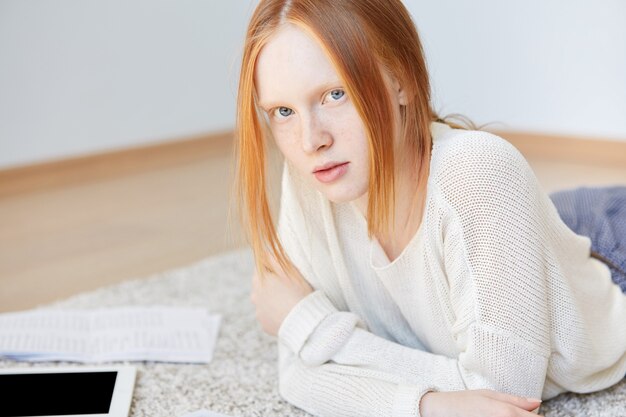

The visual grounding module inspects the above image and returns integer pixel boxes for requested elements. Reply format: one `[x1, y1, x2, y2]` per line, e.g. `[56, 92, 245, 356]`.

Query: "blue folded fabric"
[550, 186, 626, 293]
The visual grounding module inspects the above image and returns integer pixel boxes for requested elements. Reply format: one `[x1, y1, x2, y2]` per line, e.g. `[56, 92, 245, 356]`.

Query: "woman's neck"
[354, 159, 425, 262]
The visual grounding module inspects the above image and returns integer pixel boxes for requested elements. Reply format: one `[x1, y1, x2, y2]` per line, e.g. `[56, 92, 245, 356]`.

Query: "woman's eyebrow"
[258, 80, 344, 111]
[257, 100, 279, 112]
[316, 80, 344, 94]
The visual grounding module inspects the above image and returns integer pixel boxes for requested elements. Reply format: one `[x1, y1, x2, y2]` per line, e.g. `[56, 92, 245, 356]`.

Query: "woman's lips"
[313, 162, 349, 183]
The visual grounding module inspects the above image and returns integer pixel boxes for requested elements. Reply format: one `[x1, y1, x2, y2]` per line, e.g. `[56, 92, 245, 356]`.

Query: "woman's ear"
[382, 69, 410, 106]
[397, 87, 409, 106]
[391, 76, 409, 106]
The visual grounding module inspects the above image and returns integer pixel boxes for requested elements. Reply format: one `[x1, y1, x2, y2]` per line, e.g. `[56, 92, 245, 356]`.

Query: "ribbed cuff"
[278, 290, 337, 355]
[393, 385, 435, 417]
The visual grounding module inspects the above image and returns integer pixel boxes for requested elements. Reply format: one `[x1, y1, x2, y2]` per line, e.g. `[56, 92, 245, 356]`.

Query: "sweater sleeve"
[276, 133, 554, 407]
[279, 290, 468, 391]
[278, 339, 434, 417]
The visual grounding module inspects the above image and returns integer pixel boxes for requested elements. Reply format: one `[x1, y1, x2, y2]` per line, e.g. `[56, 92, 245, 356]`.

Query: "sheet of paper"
[0, 306, 221, 364]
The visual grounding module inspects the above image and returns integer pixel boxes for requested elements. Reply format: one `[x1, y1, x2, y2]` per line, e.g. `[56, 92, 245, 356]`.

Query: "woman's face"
[255, 24, 371, 204]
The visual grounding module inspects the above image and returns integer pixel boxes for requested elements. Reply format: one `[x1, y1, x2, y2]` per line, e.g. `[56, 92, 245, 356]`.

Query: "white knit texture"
[275, 122, 626, 416]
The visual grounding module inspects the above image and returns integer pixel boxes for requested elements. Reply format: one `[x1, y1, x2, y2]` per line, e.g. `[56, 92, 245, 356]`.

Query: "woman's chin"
[319, 186, 367, 205]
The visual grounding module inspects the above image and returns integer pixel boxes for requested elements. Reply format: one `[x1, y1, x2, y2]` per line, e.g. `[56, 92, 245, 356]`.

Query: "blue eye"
[330, 89, 345, 100]
[276, 107, 293, 118]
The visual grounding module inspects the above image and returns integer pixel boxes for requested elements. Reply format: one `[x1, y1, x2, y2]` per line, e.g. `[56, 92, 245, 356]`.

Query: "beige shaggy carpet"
[1, 249, 624, 416]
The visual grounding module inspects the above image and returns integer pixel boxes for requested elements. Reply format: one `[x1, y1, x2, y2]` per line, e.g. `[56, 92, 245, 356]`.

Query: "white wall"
[405, 0, 626, 140]
[1, 1, 624, 170]
[0, 0, 255, 169]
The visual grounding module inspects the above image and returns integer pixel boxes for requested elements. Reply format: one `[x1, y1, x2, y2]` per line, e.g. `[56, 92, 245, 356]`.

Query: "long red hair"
[236, 0, 438, 276]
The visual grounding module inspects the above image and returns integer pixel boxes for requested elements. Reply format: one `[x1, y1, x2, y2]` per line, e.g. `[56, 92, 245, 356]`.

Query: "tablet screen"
[0, 371, 117, 416]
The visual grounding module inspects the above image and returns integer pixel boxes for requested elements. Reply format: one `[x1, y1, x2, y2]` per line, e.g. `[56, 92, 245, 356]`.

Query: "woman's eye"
[330, 89, 345, 100]
[273, 107, 293, 118]
[323, 89, 346, 104]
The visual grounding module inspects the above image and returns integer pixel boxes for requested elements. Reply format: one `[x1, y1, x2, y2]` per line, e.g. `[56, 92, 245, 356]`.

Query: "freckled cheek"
[332, 118, 370, 186]
[322, 104, 365, 135]
[272, 126, 305, 163]
[325, 115, 368, 154]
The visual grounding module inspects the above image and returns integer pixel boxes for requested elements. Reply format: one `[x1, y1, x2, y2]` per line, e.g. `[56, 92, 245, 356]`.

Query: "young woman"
[235, 1, 626, 416]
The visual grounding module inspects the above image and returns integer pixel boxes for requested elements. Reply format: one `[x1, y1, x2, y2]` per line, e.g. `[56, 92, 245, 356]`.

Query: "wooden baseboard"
[492, 130, 626, 167]
[0, 131, 234, 198]
[1, 129, 624, 198]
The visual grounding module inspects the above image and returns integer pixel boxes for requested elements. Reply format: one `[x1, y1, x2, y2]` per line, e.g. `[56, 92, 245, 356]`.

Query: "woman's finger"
[473, 390, 542, 410]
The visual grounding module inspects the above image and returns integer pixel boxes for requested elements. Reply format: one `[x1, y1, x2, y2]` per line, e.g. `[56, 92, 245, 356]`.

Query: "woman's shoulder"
[428, 123, 543, 218]
[431, 123, 525, 172]
[430, 124, 535, 191]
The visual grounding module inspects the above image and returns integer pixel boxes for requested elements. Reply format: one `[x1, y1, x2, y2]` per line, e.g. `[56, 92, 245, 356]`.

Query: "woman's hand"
[250, 254, 313, 336]
[420, 390, 543, 417]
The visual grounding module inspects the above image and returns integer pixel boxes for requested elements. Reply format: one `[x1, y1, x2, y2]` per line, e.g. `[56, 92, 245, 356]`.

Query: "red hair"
[236, 0, 437, 275]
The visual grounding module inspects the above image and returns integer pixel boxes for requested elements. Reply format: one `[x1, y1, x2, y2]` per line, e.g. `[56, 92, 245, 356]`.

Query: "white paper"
[0, 306, 221, 364]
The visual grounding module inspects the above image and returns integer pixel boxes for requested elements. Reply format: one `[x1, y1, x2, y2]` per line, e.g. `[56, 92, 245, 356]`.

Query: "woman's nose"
[301, 115, 333, 154]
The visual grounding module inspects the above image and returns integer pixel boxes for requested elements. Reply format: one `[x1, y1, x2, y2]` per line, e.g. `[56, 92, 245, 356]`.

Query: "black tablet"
[0, 366, 136, 417]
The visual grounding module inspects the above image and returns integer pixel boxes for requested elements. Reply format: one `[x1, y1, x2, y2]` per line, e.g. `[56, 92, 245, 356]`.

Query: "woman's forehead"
[255, 24, 342, 107]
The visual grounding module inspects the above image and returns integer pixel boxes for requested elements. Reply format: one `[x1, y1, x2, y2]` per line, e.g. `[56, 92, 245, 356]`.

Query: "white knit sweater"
[275, 122, 626, 417]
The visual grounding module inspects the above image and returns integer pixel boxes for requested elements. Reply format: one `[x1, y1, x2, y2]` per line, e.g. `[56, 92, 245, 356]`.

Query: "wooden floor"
[0, 131, 625, 313]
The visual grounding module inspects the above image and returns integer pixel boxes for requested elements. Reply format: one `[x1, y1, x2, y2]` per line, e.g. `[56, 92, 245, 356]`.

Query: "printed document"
[0, 306, 221, 363]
